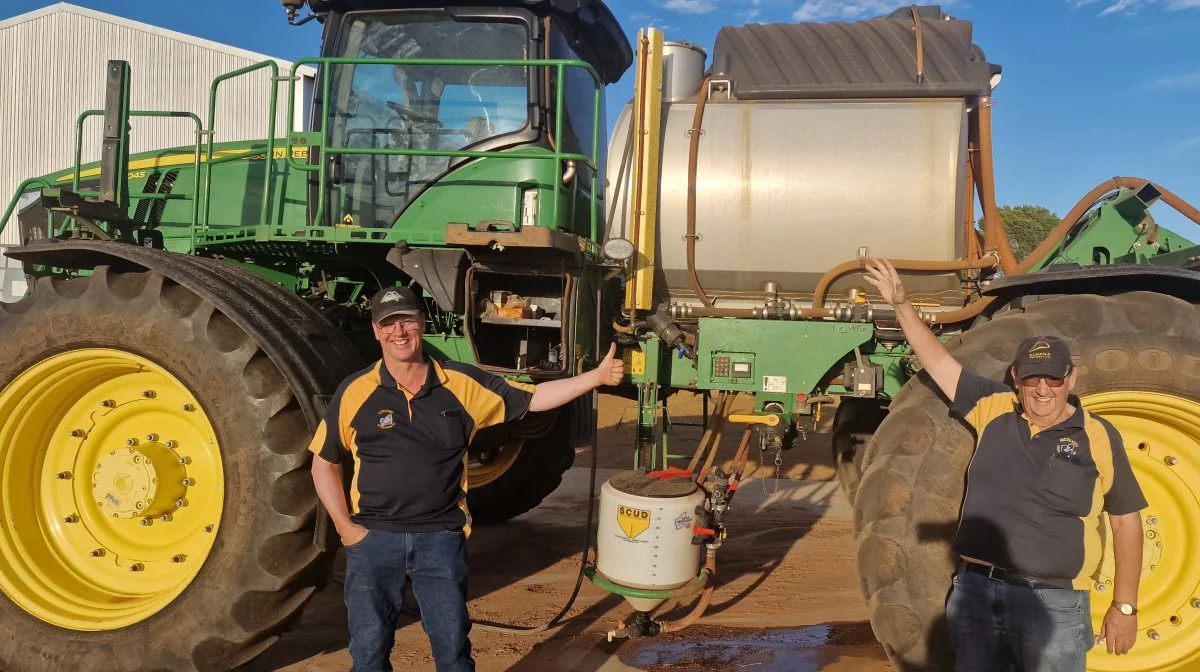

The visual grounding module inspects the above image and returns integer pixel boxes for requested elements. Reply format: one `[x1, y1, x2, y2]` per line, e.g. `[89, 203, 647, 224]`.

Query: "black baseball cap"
[1012, 335, 1073, 379]
[369, 286, 422, 323]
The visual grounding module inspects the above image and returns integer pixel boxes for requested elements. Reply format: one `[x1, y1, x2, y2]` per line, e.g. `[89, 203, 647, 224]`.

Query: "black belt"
[959, 562, 1069, 590]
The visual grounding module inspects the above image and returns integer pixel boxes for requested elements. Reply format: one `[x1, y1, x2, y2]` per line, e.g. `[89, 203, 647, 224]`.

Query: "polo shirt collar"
[376, 357, 447, 397]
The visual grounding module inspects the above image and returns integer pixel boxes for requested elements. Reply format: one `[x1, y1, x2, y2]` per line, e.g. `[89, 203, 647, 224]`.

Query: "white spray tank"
[595, 471, 707, 612]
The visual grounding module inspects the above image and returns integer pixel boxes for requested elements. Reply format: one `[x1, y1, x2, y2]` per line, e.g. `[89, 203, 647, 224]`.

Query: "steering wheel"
[386, 101, 442, 127]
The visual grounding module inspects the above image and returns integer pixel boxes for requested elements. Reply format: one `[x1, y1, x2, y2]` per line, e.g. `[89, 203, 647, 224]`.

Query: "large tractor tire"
[832, 398, 889, 506]
[0, 263, 361, 671]
[466, 392, 591, 525]
[853, 291, 1200, 672]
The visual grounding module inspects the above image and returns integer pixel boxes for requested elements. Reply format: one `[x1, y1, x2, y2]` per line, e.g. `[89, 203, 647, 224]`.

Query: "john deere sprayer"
[1, 1, 1197, 670]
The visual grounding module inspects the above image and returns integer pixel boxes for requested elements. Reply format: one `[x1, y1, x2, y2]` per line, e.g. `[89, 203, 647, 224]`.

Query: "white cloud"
[1071, 0, 1200, 14]
[629, 12, 677, 32]
[659, 0, 717, 14]
[792, 0, 956, 22]
[1149, 71, 1200, 88]
[1172, 135, 1200, 153]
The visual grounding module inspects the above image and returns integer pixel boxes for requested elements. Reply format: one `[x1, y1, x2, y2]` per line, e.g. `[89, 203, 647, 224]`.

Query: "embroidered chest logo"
[1054, 437, 1080, 462]
[377, 408, 397, 430]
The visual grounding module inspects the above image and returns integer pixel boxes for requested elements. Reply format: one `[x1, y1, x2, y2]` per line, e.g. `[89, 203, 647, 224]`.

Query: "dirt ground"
[240, 391, 892, 672]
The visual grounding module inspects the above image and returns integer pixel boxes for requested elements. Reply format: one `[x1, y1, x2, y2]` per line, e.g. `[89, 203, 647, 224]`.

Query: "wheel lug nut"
[145, 433, 158, 442]
[171, 554, 187, 564]
[1165, 456, 1178, 467]
[90, 549, 106, 558]
[142, 390, 156, 399]
[1148, 516, 1159, 525]
[181, 478, 195, 487]
[126, 438, 139, 447]
[175, 498, 189, 508]
[181, 404, 195, 412]
[140, 518, 152, 526]
[166, 440, 179, 450]
[56, 471, 72, 480]
[204, 524, 214, 533]
[1095, 583, 1106, 592]
[70, 429, 86, 438]
[63, 514, 79, 524]
[129, 563, 144, 572]
[160, 514, 173, 522]
[101, 399, 116, 408]
[1192, 599, 1200, 609]
[1148, 630, 1161, 641]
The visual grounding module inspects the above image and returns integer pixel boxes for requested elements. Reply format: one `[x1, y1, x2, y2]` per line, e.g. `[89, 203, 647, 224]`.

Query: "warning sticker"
[763, 376, 787, 393]
[617, 505, 651, 539]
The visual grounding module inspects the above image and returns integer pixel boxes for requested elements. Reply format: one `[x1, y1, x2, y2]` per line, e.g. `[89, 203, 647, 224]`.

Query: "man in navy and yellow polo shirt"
[310, 285, 624, 672]
[865, 258, 1147, 672]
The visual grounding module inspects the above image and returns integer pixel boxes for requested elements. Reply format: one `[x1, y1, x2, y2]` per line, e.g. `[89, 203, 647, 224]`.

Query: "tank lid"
[711, 4, 1000, 100]
[608, 470, 698, 498]
[664, 40, 707, 57]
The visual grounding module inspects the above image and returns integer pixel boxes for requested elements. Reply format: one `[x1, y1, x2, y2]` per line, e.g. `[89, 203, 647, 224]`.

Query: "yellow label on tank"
[617, 505, 651, 539]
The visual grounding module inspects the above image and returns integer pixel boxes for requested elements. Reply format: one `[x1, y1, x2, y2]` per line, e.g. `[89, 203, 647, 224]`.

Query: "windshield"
[326, 13, 529, 227]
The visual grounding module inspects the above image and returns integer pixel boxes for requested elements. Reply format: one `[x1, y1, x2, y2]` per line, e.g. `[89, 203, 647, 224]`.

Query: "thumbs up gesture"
[593, 343, 625, 387]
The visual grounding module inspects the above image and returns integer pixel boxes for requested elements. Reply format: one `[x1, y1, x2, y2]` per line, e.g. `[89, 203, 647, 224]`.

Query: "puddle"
[620, 622, 885, 672]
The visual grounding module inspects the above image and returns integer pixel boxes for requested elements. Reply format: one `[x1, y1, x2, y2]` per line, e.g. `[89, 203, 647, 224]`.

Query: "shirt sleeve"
[307, 387, 348, 464]
[1099, 419, 1149, 515]
[950, 368, 1016, 431]
[474, 370, 536, 430]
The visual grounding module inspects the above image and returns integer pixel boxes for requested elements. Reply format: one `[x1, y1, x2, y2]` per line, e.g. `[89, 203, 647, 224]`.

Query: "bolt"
[142, 390, 156, 399]
[166, 440, 179, 450]
[175, 498, 189, 508]
[1192, 599, 1200, 609]
[140, 518, 152, 526]
[1148, 516, 1159, 526]
[70, 429, 86, 438]
[133, 455, 142, 464]
[1147, 530, 1158, 540]
[90, 549, 106, 558]
[101, 399, 116, 408]
[159, 513, 173, 522]
[1165, 456, 1178, 467]
[178, 456, 190, 465]
[181, 404, 195, 412]
[56, 471, 72, 480]
[204, 524, 214, 533]
[1094, 582, 1105, 592]
[181, 478, 195, 487]
[126, 438, 139, 447]
[134, 501, 143, 510]
[1148, 630, 1161, 641]
[145, 433, 158, 442]
[63, 514, 79, 524]
[129, 563, 144, 572]
[171, 554, 187, 564]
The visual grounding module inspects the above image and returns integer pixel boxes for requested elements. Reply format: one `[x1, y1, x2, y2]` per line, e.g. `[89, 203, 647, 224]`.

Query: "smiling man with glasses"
[865, 258, 1147, 672]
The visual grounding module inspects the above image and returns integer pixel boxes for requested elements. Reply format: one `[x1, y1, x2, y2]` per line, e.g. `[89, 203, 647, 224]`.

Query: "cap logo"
[1027, 340, 1052, 360]
[380, 290, 402, 304]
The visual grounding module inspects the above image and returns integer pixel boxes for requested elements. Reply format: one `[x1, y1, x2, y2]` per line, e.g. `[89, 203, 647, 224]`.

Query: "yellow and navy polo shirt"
[307, 357, 535, 536]
[952, 369, 1147, 590]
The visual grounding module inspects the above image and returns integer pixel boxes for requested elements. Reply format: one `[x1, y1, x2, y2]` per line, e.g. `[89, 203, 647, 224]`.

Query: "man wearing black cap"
[864, 258, 1147, 672]
[309, 285, 624, 672]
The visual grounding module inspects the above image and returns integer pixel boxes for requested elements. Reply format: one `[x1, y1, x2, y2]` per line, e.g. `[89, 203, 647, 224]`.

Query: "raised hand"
[863, 257, 907, 307]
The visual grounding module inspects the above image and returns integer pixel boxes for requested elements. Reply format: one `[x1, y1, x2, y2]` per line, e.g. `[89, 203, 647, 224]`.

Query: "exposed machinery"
[0, 1, 1198, 671]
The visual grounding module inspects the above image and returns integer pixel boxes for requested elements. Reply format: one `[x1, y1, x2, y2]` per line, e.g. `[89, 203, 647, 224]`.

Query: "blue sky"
[4, 0, 1199, 237]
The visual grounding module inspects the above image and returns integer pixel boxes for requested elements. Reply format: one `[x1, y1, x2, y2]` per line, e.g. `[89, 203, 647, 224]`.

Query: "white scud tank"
[595, 471, 706, 612]
[605, 97, 971, 308]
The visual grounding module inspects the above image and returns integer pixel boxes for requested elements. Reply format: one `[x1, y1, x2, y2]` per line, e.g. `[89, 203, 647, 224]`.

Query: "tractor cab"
[283, 0, 632, 229]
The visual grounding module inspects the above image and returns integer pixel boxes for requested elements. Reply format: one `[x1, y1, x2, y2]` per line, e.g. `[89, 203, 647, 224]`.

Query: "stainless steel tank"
[605, 96, 972, 308]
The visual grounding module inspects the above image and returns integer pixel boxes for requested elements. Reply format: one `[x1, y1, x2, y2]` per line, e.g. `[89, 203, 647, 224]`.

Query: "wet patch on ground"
[619, 622, 886, 671]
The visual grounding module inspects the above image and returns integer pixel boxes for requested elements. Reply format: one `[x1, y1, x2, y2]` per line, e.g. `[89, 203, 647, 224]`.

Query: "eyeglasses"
[1019, 375, 1066, 388]
[377, 317, 423, 333]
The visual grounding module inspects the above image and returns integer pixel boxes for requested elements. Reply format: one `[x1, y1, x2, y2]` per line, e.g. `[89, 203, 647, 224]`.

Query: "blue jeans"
[342, 529, 474, 672]
[947, 569, 1095, 672]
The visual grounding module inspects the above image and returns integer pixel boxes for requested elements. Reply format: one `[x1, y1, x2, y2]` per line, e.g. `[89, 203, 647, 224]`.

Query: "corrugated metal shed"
[712, 5, 999, 100]
[0, 2, 315, 298]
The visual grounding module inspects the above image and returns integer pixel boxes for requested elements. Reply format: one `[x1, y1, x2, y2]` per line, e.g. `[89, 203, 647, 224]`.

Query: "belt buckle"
[987, 565, 1000, 580]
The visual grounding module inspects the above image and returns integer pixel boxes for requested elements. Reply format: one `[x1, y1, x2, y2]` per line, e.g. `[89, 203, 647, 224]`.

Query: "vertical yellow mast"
[624, 27, 665, 312]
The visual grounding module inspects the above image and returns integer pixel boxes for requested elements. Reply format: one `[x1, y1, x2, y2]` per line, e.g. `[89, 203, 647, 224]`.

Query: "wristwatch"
[1112, 601, 1138, 616]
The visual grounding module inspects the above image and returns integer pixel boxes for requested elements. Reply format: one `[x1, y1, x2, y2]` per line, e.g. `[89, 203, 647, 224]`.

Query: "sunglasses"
[1019, 375, 1066, 388]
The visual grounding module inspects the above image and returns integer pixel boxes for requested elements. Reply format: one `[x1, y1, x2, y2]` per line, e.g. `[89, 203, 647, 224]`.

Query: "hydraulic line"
[685, 391, 733, 474]
[685, 76, 715, 307]
[974, 97, 1019, 274]
[811, 254, 999, 311]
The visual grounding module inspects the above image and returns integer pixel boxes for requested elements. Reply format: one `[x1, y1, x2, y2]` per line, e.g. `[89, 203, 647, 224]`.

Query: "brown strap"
[909, 6, 927, 83]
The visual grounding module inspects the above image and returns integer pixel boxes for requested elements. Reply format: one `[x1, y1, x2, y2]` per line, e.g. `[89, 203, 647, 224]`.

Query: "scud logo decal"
[616, 505, 651, 539]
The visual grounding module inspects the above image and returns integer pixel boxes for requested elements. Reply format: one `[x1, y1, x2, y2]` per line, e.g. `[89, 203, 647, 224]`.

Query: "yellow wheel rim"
[0, 348, 223, 630]
[468, 439, 523, 488]
[1083, 391, 1200, 671]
